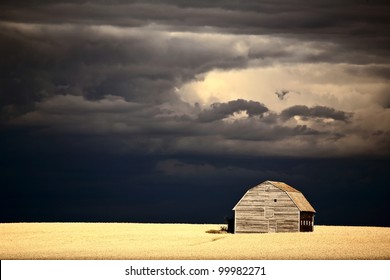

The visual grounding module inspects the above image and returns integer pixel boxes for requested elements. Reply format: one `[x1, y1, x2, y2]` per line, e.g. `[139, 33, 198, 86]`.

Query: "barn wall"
[234, 181, 300, 233]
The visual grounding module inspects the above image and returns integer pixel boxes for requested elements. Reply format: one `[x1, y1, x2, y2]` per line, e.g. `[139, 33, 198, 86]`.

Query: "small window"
[265, 209, 274, 218]
[274, 199, 277, 202]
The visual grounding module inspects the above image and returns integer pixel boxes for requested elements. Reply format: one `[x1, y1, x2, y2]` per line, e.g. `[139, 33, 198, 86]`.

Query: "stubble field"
[0, 223, 389, 259]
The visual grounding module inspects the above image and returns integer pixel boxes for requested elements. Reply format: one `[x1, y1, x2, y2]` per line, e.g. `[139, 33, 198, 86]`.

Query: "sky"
[1, 0, 389, 226]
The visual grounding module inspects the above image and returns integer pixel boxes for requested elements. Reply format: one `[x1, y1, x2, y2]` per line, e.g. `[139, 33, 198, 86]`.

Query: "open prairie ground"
[1, 223, 389, 259]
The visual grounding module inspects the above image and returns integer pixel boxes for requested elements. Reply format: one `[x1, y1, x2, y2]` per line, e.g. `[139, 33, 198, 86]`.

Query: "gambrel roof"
[233, 180, 316, 213]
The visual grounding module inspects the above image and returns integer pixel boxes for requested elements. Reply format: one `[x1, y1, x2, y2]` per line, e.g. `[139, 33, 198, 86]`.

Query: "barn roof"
[268, 181, 300, 193]
[269, 181, 316, 213]
[287, 191, 316, 213]
[233, 180, 316, 213]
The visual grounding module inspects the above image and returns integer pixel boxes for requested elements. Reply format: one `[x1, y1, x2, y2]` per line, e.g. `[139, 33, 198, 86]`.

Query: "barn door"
[268, 220, 276, 233]
[300, 212, 314, 232]
[265, 207, 275, 233]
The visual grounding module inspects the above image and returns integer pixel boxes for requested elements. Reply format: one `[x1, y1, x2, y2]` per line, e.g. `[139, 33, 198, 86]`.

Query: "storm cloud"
[1, 0, 389, 157]
[198, 99, 269, 122]
[281, 105, 352, 122]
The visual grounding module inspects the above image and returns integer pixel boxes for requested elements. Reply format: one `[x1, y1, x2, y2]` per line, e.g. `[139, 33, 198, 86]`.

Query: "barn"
[232, 180, 316, 233]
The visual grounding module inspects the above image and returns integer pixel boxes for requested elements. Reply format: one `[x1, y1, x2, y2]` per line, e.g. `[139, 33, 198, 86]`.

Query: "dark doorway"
[300, 212, 314, 232]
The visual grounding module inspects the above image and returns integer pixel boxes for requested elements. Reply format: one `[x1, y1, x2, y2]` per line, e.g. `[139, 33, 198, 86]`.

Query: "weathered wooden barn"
[232, 180, 316, 233]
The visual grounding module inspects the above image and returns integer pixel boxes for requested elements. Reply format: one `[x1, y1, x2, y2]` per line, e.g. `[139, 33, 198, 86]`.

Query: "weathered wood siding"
[234, 181, 300, 233]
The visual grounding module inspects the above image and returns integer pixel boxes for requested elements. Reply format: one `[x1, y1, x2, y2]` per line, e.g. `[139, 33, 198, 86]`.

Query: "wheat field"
[0, 223, 389, 259]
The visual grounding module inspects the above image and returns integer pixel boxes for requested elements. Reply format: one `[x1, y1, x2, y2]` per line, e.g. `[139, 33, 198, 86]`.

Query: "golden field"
[0, 223, 389, 259]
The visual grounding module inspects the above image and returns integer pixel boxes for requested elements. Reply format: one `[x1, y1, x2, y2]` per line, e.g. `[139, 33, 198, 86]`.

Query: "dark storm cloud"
[281, 105, 352, 122]
[10, 95, 350, 157]
[1, 0, 389, 119]
[2, 1, 389, 37]
[1, 21, 384, 156]
[1, 1, 389, 59]
[219, 123, 322, 142]
[0, 21, 251, 119]
[198, 99, 268, 122]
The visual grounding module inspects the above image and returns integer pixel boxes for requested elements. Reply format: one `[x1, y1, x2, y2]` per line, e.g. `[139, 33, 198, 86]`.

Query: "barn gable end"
[233, 180, 316, 233]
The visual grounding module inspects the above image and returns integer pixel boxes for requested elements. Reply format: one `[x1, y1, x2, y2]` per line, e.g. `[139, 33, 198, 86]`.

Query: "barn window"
[274, 199, 277, 202]
[265, 209, 274, 218]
